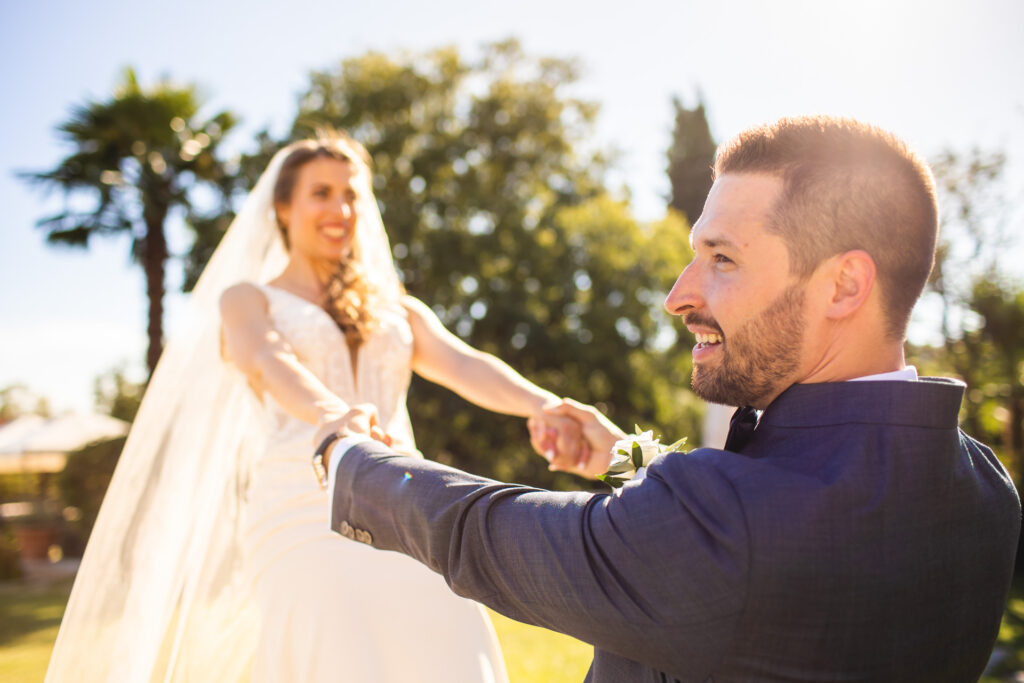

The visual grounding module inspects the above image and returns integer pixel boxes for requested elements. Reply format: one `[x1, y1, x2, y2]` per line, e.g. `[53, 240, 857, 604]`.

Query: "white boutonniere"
[598, 426, 687, 491]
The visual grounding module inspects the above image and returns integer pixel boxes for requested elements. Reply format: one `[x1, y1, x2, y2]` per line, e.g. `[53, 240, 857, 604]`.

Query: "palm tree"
[22, 68, 237, 376]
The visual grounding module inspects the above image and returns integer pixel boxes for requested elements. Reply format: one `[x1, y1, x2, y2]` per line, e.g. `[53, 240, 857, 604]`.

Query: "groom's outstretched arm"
[328, 440, 750, 678]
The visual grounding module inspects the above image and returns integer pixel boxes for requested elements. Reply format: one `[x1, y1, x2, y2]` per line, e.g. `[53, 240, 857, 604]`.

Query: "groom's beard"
[689, 282, 806, 408]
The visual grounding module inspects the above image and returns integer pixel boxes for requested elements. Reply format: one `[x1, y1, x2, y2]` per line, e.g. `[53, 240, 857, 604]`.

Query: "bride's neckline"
[263, 282, 323, 307]
[261, 282, 362, 389]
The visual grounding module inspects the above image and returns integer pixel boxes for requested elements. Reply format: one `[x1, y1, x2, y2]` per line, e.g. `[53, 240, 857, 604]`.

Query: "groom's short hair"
[714, 115, 938, 340]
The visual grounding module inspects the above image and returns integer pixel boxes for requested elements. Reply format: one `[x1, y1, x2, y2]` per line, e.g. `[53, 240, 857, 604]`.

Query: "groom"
[315, 116, 1020, 682]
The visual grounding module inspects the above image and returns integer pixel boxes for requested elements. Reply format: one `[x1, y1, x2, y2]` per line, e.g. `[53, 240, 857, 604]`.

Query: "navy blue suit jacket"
[330, 378, 1020, 682]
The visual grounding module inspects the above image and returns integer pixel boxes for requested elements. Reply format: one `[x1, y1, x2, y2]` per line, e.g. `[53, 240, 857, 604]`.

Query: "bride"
[46, 132, 585, 682]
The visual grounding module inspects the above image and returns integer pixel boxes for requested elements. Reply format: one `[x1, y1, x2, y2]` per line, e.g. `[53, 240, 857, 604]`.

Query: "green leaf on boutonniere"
[631, 441, 643, 469]
[597, 473, 627, 488]
[665, 437, 688, 452]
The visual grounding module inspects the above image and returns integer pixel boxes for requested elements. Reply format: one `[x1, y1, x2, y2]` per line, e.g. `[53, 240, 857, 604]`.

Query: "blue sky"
[2, 0, 1022, 413]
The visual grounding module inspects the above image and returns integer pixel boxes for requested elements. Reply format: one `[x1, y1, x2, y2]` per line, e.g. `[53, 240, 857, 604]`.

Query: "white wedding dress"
[240, 284, 508, 682]
[46, 141, 505, 683]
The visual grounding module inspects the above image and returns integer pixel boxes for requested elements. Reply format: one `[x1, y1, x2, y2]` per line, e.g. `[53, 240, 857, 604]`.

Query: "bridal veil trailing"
[45, 140, 404, 681]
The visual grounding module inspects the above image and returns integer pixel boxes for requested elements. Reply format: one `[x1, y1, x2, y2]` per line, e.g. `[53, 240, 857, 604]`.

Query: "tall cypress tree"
[666, 95, 716, 224]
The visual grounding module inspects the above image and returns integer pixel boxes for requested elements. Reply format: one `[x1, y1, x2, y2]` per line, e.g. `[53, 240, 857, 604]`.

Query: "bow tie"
[724, 406, 759, 452]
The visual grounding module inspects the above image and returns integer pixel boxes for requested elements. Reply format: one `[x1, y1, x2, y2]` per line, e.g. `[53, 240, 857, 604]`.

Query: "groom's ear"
[822, 249, 876, 321]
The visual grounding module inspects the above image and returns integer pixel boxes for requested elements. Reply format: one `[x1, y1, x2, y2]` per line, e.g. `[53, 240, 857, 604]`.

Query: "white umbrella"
[0, 413, 129, 474]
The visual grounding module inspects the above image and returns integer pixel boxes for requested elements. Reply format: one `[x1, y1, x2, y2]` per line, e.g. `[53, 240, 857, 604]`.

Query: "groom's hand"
[541, 399, 626, 477]
[528, 408, 588, 474]
[314, 404, 393, 469]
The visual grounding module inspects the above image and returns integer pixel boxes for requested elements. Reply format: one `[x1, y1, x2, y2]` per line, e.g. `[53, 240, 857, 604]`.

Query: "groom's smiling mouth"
[683, 313, 725, 360]
[695, 331, 723, 348]
[685, 321, 725, 362]
[693, 332, 723, 362]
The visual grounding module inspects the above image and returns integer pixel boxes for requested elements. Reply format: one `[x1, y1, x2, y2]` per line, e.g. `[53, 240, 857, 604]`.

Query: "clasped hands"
[313, 399, 626, 478]
[527, 399, 626, 477]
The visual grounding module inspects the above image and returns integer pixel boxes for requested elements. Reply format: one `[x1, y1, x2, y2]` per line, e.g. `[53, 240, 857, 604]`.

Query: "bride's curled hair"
[273, 131, 381, 348]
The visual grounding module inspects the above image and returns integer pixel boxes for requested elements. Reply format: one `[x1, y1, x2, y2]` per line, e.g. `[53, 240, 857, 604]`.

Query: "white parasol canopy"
[0, 413, 129, 474]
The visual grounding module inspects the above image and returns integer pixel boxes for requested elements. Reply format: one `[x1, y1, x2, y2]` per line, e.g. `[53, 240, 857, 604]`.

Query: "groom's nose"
[664, 261, 704, 317]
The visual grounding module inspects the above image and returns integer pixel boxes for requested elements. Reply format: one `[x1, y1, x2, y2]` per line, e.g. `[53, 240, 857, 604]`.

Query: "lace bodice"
[257, 285, 417, 451]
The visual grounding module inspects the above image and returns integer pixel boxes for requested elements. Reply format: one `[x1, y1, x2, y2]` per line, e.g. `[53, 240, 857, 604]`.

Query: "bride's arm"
[219, 282, 352, 427]
[403, 295, 596, 470]
[404, 294, 556, 417]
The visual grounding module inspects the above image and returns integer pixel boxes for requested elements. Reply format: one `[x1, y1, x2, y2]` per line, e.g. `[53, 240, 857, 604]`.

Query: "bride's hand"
[528, 403, 590, 475]
[315, 403, 394, 453]
[538, 399, 624, 478]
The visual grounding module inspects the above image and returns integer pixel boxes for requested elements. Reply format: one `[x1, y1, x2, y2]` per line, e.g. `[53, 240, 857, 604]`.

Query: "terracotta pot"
[13, 523, 59, 560]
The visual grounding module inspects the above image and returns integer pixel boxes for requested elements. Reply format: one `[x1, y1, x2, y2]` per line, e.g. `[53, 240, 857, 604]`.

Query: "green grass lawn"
[489, 609, 592, 681]
[9, 577, 1020, 682]
[0, 581, 71, 682]
[982, 576, 1024, 682]
[0, 579, 592, 682]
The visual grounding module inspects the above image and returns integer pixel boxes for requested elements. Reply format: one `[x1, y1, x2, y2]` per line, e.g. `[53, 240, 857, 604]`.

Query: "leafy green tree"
[926, 149, 1009, 350]
[22, 68, 238, 375]
[666, 95, 716, 224]
[969, 280, 1024, 479]
[910, 149, 1019, 449]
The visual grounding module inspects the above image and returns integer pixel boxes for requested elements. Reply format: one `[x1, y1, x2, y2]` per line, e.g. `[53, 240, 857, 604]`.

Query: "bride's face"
[277, 157, 360, 264]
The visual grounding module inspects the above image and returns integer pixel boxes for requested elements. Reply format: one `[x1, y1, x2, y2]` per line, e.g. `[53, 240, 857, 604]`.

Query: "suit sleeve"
[331, 442, 750, 676]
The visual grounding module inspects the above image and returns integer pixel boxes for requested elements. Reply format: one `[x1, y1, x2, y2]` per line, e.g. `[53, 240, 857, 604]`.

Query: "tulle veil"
[45, 137, 402, 682]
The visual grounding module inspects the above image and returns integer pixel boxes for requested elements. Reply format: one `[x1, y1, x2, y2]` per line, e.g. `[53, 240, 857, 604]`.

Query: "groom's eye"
[713, 253, 733, 265]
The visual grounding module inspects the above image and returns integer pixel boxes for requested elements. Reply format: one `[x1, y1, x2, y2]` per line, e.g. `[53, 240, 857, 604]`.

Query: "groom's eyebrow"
[693, 235, 738, 251]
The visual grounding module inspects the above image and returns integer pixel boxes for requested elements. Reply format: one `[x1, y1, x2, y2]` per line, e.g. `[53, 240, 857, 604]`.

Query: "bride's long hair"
[45, 131, 403, 682]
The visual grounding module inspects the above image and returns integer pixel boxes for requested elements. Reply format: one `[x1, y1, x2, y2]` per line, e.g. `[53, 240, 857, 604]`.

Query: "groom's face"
[664, 173, 810, 408]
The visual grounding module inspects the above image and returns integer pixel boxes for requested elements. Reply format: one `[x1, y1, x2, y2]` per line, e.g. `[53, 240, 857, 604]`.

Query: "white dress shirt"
[849, 366, 918, 382]
[326, 434, 372, 520]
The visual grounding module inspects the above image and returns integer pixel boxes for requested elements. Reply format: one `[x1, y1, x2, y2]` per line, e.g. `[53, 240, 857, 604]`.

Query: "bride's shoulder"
[398, 294, 433, 320]
[219, 281, 269, 320]
[395, 295, 451, 341]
